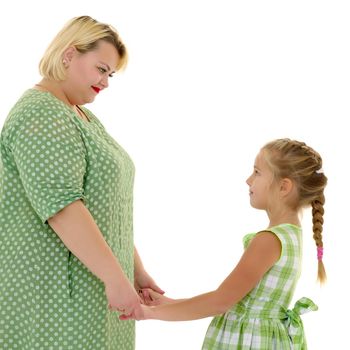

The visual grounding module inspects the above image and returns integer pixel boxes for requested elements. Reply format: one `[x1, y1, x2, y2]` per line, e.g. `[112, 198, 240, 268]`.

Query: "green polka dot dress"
[0, 89, 135, 349]
[202, 224, 318, 350]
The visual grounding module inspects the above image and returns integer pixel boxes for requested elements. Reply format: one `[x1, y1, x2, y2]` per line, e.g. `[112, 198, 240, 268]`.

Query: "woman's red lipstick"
[92, 86, 101, 93]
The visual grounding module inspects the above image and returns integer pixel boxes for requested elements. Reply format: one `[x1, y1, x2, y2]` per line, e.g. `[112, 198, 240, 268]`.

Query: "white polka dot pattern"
[0, 89, 135, 349]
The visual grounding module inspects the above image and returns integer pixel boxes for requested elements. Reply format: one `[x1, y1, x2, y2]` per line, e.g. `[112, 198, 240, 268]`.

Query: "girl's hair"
[39, 16, 128, 81]
[262, 138, 328, 284]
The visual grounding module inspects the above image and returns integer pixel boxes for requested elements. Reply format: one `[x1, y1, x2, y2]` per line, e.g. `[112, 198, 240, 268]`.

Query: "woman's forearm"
[134, 246, 145, 278]
[149, 290, 227, 321]
[48, 199, 128, 285]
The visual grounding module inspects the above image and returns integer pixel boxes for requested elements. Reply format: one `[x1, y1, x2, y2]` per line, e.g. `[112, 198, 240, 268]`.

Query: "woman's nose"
[101, 75, 109, 88]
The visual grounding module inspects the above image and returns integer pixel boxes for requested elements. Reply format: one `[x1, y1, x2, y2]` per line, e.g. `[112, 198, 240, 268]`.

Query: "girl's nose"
[246, 175, 252, 186]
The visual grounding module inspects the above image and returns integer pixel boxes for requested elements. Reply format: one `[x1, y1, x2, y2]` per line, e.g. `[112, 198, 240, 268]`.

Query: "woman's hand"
[134, 269, 165, 304]
[105, 276, 143, 316]
[139, 288, 177, 306]
[119, 291, 179, 321]
[119, 304, 154, 321]
[133, 247, 165, 301]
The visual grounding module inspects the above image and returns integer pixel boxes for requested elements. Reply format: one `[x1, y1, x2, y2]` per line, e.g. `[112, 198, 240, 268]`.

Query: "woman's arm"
[48, 199, 141, 314]
[124, 232, 281, 321]
[134, 246, 165, 299]
[134, 247, 145, 280]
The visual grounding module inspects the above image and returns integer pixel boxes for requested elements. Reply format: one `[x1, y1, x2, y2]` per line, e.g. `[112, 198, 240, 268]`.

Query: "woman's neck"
[34, 79, 90, 122]
[34, 79, 74, 108]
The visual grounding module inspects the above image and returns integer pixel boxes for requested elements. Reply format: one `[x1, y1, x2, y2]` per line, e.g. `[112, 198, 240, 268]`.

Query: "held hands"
[120, 288, 177, 321]
[105, 269, 166, 318]
[120, 304, 152, 321]
[134, 269, 167, 305]
[105, 275, 143, 317]
[139, 288, 176, 306]
[134, 269, 165, 298]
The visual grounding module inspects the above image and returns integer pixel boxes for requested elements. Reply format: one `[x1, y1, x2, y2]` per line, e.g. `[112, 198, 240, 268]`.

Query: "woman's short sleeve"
[10, 108, 87, 224]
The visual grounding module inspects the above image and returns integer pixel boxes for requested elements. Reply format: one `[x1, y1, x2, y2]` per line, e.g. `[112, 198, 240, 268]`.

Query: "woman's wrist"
[134, 247, 146, 278]
[134, 267, 145, 280]
[102, 260, 131, 287]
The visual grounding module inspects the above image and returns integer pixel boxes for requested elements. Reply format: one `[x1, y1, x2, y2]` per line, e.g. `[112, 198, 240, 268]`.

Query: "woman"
[0, 16, 162, 349]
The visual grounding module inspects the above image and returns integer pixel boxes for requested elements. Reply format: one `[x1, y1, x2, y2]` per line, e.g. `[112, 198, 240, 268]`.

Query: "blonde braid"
[298, 143, 327, 283]
[262, 138, 328, 284]
[312, 194, 327, 284]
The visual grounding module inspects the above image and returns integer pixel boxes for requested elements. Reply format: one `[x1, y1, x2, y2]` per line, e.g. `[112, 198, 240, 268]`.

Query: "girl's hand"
[105, 276, 143, 316]
[139, 288, 177, 306]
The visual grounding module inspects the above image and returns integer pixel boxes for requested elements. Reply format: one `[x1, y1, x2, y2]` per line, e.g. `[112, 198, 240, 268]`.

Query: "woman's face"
[62, 40, 120, 105]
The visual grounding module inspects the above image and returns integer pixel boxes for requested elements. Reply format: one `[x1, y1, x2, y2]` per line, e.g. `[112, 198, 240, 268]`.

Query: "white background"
[1, 1, 349, 349]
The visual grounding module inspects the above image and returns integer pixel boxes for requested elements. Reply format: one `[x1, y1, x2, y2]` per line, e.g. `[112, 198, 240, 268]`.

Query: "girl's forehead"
[255, 150, 270, 169]
[254, 151, 265, 165]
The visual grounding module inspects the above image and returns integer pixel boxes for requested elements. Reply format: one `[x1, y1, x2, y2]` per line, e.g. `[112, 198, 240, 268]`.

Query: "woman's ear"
[62, 46, 77, 64]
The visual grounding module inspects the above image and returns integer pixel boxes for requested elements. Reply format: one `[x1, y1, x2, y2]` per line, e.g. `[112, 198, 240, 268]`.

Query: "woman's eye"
[98, 67, 114, 78]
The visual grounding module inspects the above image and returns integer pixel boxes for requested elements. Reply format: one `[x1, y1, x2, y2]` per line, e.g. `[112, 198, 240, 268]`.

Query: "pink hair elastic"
[317, 247, 324, 260]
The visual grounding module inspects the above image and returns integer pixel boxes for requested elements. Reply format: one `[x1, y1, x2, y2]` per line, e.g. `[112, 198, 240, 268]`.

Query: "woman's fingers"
[149, 282, 165, 295]
[138, 289, 152, 305]
[108, 300, 141, 316]
[119, 313, 133, 320]
[139, 288, 153, 304]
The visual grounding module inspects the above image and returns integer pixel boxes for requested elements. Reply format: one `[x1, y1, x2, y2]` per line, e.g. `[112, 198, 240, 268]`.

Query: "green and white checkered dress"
[202, 224, 317, 350]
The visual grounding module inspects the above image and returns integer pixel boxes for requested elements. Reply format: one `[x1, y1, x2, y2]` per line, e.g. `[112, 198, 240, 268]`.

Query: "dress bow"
[284, 297, 318, 350]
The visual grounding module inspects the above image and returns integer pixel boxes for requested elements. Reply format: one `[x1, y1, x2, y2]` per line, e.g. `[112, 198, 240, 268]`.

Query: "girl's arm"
[123, 231, 281, 321]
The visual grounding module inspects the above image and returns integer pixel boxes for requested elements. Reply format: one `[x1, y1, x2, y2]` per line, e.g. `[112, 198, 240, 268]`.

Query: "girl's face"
[246, 150, 277, 210]
[62, 40, 119, 105]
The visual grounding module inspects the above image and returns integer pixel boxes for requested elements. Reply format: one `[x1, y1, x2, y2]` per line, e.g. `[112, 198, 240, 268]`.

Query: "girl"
[122, 138, 328, 349]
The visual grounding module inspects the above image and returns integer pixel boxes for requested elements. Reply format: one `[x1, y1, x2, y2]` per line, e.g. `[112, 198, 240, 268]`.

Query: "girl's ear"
[280, 178, 294, 197]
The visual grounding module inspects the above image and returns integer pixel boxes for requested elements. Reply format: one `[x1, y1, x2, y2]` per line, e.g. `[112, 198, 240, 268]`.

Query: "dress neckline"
[29, 88, 94, 124]
[268, 223, 302, 231]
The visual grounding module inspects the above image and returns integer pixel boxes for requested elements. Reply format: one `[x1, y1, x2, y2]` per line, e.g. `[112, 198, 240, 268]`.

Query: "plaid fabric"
[202, 224, 317, 350]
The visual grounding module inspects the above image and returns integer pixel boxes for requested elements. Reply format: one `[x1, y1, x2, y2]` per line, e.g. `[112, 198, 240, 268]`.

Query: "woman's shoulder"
[1, 89, 74, 147]
[4, 89, 69, 124]
[21, 89, 70, 112]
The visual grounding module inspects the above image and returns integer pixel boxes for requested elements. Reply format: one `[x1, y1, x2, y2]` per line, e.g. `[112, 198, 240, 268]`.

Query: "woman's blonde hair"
[262, 138, 328, 284]
[39, 16, 128, 81]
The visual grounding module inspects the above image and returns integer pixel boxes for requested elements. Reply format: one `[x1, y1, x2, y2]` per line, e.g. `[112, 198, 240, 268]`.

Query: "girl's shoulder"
[243, 223, 302, 249]
[266, 223, 302, 241]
